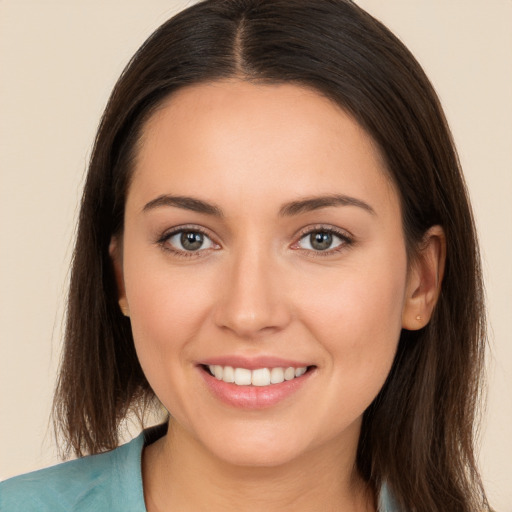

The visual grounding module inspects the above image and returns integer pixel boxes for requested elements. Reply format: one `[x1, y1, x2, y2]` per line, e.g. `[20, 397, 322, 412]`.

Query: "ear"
[402, 225, 446, 330]
[109, 236, 130, 317]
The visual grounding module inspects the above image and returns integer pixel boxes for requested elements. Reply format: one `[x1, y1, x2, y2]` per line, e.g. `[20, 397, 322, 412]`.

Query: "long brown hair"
[53, 1, 488, 510]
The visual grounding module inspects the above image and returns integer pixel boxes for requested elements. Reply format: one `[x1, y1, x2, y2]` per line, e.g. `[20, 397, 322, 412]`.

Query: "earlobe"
[109, 237, 130, 317]
[402, 226, 446, 330]
[118, 298, 130, 318]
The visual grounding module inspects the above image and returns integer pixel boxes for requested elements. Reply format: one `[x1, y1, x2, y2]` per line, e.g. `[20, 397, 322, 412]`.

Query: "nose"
[213, 245, 292, 339]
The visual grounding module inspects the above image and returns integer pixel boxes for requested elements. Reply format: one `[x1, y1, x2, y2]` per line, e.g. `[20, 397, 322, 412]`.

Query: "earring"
[416, 315, 422, 321]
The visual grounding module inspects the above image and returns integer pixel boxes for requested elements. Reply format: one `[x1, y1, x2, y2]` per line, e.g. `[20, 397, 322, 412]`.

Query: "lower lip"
[199, 367, 314, 409]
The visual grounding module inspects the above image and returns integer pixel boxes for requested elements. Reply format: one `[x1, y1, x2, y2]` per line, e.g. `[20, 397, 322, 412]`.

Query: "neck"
[142, 420, 376, 512]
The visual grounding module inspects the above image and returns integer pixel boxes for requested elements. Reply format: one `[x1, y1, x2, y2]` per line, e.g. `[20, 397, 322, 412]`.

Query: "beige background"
[0, 1, 510, 509]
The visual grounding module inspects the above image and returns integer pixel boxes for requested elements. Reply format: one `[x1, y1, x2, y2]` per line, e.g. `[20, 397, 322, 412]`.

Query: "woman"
[0, 1, 490, 510]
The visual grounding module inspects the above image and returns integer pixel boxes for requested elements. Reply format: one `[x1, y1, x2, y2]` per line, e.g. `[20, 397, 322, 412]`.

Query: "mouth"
[201, 364, 314, 387]
[197, 358, 317, 408]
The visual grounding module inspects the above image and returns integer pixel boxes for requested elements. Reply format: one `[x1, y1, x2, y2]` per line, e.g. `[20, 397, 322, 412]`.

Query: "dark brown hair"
[53, 1, 488, 510]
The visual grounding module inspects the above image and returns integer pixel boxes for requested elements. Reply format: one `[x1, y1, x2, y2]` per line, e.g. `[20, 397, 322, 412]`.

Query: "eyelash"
[156, 224, 354, 259]
[156, 225, 216, 259]
[293, 225, 354, 257]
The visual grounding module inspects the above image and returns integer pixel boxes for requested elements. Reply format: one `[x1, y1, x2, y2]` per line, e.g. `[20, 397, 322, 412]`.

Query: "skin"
[111, 80, 445, 512]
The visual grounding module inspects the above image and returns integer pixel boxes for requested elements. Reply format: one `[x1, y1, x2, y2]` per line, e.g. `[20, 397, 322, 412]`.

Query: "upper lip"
[199, 355, 313, 370]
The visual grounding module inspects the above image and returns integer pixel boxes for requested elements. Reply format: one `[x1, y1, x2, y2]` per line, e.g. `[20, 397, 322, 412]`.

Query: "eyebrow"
[278, 194, 375, 217]
[142, 193, 375, 217]
[143, 195, 223, 216]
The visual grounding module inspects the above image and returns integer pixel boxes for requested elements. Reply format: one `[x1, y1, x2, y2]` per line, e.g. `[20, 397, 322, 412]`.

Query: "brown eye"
[297, 230, 347, 252]
[166, 230, 215, 252]
[181, 231, 204, 251]
[310, 232, 333, 251]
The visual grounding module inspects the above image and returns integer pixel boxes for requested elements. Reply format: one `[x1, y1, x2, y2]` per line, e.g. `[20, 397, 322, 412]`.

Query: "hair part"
[53, 1, 488, 510]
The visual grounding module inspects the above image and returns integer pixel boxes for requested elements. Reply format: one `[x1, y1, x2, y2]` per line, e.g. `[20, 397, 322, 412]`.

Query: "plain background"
[0, 1, 510, 509]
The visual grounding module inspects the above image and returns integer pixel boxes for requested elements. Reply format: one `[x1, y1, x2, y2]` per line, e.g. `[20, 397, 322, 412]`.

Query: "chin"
[212, 441, 306, 468]
[195, 422, 313, 468]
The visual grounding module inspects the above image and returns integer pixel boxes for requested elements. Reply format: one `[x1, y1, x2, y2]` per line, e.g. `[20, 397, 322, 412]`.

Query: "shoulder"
[378, 482, 401, 512]
[0, 432, 147, 512]
[1, 451, 118, 511]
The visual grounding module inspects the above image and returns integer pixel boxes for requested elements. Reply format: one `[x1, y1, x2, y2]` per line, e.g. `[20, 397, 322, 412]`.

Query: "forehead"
[129, 80, 398, 218]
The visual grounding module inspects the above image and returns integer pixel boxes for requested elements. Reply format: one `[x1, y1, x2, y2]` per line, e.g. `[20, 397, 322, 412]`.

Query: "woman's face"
[114, 80, 417, 467]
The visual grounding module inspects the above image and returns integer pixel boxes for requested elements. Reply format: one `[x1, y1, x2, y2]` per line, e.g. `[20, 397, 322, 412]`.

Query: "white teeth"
[222, 366, 235, 383]
[234, 367, 252, 385]
[270, 367, 285, 384]
[251, 368, 271, 386]
[295, 367, 307, 377]
[214, 365, 223, 380]
[284, 367, 296, 381]
[207, 365, 308, 386]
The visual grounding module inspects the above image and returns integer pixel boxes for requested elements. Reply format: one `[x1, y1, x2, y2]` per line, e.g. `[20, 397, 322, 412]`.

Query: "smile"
[199, 359, 316, 409]
[207, 365, 308, 386]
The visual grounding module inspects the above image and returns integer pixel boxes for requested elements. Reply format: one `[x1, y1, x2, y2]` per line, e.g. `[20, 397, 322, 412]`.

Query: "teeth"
[284, 367, 295, 380]
[270, 367, 284, 384]
[234, 368, 252, 385]
[207, 365, 308, 386]
[214, 365, 223, 380]
[295, 367, 307, 377]
[222, 366, 235, 383]
[251, 368, 270, 386]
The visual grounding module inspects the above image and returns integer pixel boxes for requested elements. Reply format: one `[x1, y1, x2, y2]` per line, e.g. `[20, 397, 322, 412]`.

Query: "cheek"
[122, 260, 218, 419]
[302, 260, 405, 335]
[298, 251, 407, 388]
[123, 234, 213, 325]
[121, 247, 216, 377]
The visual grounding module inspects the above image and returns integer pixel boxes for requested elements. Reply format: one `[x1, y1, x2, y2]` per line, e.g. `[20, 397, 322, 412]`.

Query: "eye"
[296, 229, 350, 253]
[164, 229, 216, 252]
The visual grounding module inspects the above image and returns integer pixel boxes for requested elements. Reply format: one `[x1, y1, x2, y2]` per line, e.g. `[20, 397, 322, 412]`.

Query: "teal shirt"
[1, 426, 399, 511]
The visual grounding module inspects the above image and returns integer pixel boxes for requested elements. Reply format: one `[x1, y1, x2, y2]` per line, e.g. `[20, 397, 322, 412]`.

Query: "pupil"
[311, 232, 332, 251]
[181, 231, 203, 251]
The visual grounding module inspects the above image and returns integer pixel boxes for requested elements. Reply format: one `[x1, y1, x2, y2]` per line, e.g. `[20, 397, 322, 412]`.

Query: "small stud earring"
[416, 315, 422, 321]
